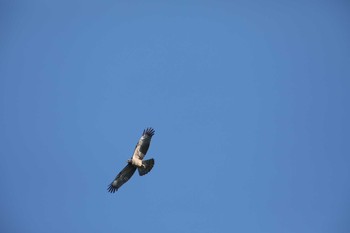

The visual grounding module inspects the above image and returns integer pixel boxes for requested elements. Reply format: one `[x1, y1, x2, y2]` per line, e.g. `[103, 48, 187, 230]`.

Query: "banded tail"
[138, 158, 155, 176]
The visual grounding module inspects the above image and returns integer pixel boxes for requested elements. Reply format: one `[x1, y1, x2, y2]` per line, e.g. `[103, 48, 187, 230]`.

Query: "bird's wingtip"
[143, 127, 155, 137]
[107, 183, 118, 193]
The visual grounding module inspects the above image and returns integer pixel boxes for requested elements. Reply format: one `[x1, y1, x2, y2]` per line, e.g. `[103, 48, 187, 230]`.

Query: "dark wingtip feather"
[143, 127, 155, 137]
[107, 183, 117, 193]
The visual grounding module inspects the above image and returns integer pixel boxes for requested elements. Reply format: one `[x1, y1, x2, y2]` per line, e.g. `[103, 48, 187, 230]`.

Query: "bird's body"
[107, 128, 155, 193]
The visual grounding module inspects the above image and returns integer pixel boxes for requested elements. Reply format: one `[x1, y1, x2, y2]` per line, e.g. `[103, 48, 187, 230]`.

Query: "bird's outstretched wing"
[132, 128, 155, 160]
[107, 163, 137, 193]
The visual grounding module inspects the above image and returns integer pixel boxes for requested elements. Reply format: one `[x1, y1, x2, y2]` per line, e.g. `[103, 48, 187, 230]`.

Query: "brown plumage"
[107, 128, 155, 193]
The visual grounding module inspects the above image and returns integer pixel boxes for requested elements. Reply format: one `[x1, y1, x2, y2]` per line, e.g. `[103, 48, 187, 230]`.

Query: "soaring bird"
[107, 128, 155, 193]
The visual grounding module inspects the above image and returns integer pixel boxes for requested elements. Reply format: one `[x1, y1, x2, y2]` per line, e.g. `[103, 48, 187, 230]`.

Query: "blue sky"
[1, 1, 349, 232]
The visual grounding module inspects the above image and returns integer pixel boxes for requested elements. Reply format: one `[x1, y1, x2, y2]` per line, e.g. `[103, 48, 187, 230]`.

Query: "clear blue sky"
[1, 1, 349, 232]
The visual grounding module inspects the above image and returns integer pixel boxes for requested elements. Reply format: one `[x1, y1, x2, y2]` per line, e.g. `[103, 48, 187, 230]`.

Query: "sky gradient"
[1, 1, 350, 233]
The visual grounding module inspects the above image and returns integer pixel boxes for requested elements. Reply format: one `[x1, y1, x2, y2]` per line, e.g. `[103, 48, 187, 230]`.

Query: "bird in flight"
[107, 128, 155, 193]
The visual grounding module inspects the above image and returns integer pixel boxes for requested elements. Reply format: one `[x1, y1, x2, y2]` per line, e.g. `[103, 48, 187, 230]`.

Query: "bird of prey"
[107, 128, 155, 193]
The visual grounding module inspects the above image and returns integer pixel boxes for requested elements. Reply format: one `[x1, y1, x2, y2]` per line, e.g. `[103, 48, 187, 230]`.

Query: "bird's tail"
[138, 158, 154, 176]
